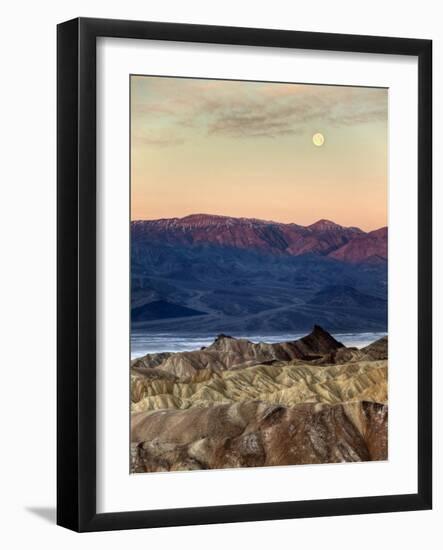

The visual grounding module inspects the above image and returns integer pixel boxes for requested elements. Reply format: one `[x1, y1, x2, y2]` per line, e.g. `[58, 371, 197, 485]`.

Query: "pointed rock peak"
[361, 335, 388, 360]
[298, 325, 345, 354]
[308, 219, 344, 231]
[312, 324, 330, 335]
[209, 333, 236, 350]
[214, 333, 234, 341]
[208, 333, 252, 354]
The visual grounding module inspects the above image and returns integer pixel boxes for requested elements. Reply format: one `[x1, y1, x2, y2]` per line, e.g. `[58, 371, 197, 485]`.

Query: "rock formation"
[131, 325, 344, 378]
[130, 327, 388, 472]
[131, 401, 387, 473]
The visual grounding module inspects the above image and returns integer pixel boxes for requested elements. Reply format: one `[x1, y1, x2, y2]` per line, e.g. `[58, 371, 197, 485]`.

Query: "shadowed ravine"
[130, 326, 388, 472]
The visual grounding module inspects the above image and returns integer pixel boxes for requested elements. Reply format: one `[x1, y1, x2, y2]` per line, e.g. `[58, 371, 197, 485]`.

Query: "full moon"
[312, 132, 325, 147]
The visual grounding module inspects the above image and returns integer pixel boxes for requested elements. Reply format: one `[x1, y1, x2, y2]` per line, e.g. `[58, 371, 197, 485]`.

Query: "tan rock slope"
[131, 359, 387, 412]
[130, 327, 388, 472]
[131, 325, 344, 378]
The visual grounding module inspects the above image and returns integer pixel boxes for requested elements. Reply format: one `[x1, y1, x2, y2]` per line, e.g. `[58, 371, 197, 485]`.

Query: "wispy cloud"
[207, 113, 305, 138]
[131, 77, 387, 145]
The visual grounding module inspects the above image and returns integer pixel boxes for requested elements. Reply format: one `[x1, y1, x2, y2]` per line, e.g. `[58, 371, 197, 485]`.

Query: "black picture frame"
[57, 17, 432, 532]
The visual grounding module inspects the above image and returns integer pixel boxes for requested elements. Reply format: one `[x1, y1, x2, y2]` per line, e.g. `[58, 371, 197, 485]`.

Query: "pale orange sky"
[131, 76, 388, 231]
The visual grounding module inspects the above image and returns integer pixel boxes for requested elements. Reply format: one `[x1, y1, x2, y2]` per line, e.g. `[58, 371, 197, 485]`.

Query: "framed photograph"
[57, 17, 432, 532]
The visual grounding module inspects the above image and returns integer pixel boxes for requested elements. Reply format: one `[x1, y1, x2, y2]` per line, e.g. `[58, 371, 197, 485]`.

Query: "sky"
[131, 76, 388, 231]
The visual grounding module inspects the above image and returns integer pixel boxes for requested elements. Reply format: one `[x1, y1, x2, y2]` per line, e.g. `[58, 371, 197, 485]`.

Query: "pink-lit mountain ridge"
[132, 214, 387, 264]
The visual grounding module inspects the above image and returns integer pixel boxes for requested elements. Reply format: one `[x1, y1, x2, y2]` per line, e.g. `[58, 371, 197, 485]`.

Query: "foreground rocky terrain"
[130, 326, 388, 473]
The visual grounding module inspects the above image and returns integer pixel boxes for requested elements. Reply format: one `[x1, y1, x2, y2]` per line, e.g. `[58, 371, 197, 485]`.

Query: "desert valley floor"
[130, 326, 388, 473]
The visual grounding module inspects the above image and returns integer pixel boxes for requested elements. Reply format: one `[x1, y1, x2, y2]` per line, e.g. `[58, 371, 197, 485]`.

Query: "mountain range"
[131, 214, 388, 333]
[132, 214, 387, 262]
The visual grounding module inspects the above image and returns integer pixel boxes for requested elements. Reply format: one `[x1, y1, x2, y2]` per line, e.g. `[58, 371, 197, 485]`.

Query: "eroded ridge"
[130, 327, 388, 472]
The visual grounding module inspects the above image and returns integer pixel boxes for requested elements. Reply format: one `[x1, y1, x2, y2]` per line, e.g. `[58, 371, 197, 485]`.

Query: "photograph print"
[130, 75, 388, 474]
